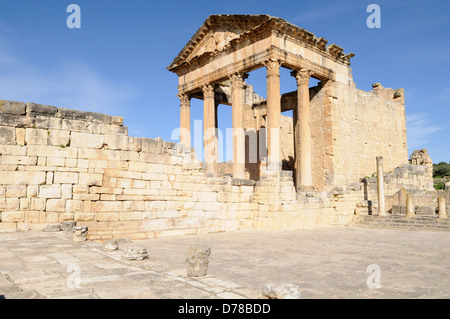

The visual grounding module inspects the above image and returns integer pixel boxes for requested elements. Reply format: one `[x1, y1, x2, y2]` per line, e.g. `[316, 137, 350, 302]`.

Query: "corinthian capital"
[229, 72, 248, 89]
[291, 68, 313, 86]
[177, 92, 191, 107]
[263, 58, 281, 77]
[202, 84, 215, 99]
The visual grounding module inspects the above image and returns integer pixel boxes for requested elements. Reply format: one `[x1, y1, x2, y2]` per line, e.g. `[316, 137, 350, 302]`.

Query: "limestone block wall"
[328, 82, 408, 189]
[0, 100, 350, 240]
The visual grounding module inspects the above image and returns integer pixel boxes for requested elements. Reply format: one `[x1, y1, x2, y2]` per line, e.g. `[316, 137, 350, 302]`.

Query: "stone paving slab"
[0, 226, 449, 299]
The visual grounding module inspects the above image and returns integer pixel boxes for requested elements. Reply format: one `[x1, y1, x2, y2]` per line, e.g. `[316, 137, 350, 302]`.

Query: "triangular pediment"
[167, 15, 272, 71]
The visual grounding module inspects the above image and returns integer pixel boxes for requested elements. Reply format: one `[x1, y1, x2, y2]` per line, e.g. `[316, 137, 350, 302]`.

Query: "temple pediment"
[168, 15, 272, 71]
[185, 30, 241, 62]
[167, 14, 354, 74]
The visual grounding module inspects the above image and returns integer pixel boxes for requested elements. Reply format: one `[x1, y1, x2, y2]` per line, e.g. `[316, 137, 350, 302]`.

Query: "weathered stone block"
[110, 116, 123, 126]
[31, 198, 46, 211]
[260, 283, 301, 299]
[46, 199, 66, 212]
[74, 213, 96, 221]
[61, 221, 77, 235]
[71, 132, 105, 149]
[47, 130, 70, 147]
[6, 185, 27, 198]
[1, 211, 24, 222]
[140, 138, 161, 153]
[2, 155, 37, 166]
[61, 119, 93, 133]
[26, 102, 58, 116]
[0, 114, 34, 128]
[78, 173, 103, 186]
[34, 116, 62, 130]
[85, 111, 111, 124]
[15, 128, 25, 145]
[54, 172, 79, 184]
[121, 247, 148, 260]
[0, 171, 46, 185]
[66, 200, 83, 212]
[39, 185, 61, 199]
[0, 100, 26, 115]
[104, 134, 134, 151]
[104, 239, 119, 251]
[73, 226, 88, 241]
[91, 201, 122, 212]
[0, 126, 16, 145]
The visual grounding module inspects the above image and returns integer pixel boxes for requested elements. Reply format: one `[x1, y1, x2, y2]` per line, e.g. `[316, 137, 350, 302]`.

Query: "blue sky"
[0, 0, 449, 163]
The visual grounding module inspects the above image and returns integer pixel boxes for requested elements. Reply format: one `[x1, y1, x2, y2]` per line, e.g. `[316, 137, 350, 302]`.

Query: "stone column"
[376, 156, 386, 216]
[264, 59, 281, 170]
[202, 84, 218, 176]
[438, 196, 447, 218]
[178, 93, 191, 149]
[406, 193, 415, 218]
[230, 73, 246, 179]
[292, 69, 314, 191]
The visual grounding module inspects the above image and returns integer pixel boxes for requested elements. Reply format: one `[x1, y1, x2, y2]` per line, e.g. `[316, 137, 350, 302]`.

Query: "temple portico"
[168, 15, 407, 192]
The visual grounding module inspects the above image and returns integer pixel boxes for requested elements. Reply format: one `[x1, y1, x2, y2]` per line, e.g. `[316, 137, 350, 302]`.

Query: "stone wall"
[0, 99, 435, 240]
[329, 82, 408, 188]
[0, 100, 349, 240]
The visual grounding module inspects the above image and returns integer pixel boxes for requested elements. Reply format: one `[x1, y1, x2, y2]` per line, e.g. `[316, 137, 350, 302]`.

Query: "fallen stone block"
[61, 221, 77, 236]
[73, 226, 88, 242]
[104, 239, 119, 251]
[121, 247, 148, 260]
[260, 283, 301, 299]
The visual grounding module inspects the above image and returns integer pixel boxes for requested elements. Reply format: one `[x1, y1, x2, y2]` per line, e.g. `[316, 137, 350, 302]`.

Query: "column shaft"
[438, 196, 447, 218]
[202, 84, 218, 176]
[264, 59, 281, 169]
[376, 156, 386, 216]
[230, 73, 246, 179]
[292, 69, 313, 191]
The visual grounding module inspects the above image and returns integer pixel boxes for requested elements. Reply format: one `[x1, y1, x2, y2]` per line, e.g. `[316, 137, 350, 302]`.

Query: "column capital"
[291, 68, 313, 86]
[202, 84, 215, 99]
[177, 92, 191, 107]
[229, 72, 248, 89]
[263, 58, 281, 77]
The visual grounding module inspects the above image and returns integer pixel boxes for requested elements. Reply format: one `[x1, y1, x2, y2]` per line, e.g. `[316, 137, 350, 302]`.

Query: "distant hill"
[433, 162, 450, 190]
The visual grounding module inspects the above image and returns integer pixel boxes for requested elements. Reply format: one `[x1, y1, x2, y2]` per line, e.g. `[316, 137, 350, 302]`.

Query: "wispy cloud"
[406, 113, 442, 149]
[0, 33, 138, 117]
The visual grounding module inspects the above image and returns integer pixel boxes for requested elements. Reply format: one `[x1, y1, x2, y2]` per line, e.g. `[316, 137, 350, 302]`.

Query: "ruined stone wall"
[0, 100, 349, 240]
[328, 82, 408, 189]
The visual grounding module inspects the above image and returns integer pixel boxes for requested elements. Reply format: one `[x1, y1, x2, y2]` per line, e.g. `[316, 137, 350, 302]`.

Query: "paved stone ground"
[0, 225, 449, 299]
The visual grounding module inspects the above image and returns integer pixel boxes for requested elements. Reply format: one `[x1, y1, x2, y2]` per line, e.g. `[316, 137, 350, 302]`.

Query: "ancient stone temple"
[167, 15, 408, 192]
[0, 15, 443, 240]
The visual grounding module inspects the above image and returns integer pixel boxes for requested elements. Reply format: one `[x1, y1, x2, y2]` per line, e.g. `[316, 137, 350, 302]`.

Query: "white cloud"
[0, 37, 138, 117]
[406, 112, 442, 150]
